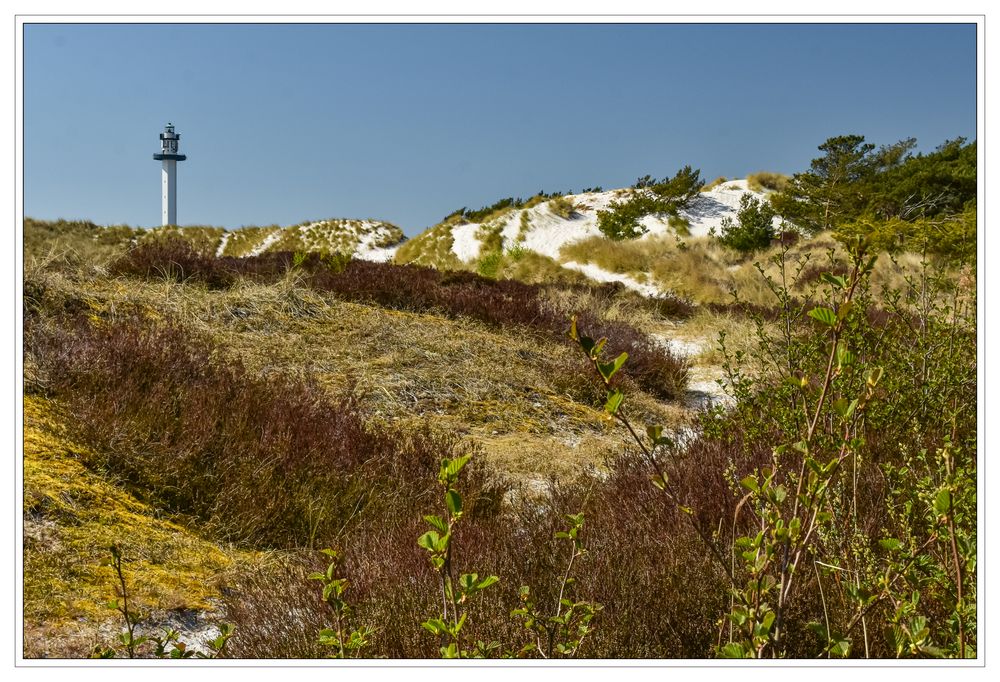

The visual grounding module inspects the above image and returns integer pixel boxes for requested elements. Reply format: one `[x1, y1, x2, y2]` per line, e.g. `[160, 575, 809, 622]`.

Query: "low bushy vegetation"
[569, 233, 976, 658]
[443, 190, 565, 225]
[394, 221, 463, 269]
[714, 193, 780, 253]
[597, 166, 704, 240]
[28, 312, 470, 548]
[22, 395, 240, 657]
[107, 239, 691, 401]
[25, 228, 973, 658]
[668, 214, 691, 236]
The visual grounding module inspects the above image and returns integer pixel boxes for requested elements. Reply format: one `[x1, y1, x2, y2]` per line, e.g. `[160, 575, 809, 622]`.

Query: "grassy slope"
[394, 219, 462, 269]
[22, 394, 246, 658]
[29, 268, 686, 482]
[23, 217, 405, 262]
[560, 233, 928, 307]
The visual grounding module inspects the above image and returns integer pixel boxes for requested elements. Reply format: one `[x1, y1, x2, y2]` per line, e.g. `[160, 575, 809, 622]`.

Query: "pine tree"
[771, 134, 877, 234]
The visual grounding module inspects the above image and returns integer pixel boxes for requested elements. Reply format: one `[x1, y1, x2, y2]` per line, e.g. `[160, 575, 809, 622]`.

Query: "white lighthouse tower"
[152, 123, 187, 226]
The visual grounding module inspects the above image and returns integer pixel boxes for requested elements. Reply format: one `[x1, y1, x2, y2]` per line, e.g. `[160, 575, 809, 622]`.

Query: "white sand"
[561, 260, 662, 297]
[354, 221, 403, 263]
[215, 231, 230, 257]
[450, 222, 482, 262]
[248, 229, 282, 257]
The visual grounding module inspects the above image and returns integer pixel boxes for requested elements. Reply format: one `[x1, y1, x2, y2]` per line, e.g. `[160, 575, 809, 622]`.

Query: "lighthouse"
[152, 123, 187, 226]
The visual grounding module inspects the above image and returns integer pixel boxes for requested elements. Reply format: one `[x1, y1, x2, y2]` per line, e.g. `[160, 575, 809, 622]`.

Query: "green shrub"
[715, 193, 779, 253]
[597, 166, 704, 240]
[477, 250, 503, 279]
[596, 197, 652, 241]
[570, 233, 975, 658]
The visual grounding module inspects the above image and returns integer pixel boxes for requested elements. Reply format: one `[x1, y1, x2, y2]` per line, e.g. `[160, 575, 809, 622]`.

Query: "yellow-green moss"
[23, 395, 241, 632]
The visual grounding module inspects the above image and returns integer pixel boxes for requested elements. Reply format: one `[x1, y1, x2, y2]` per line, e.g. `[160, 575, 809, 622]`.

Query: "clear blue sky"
[24, 23, 976, 235]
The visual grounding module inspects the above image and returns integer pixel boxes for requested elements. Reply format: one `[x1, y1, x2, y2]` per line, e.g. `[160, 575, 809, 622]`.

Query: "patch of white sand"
[450, 222, 482, 262]
[215, 231, 231, 257]
[561, 260, 662, 297]
[248, 229, 282, 257]
[355, 221, 403, 263]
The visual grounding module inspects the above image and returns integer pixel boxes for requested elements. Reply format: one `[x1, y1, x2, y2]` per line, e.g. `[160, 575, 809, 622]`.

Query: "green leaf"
[424, 515, 448, 533]
[459, 573, 477, 591]
[835, 342, 856, 368]
[445, 455, 472, 479]
[760, 610, 776, 634]
[719, 642, 747, 658]
[445, 490, 463, 516]
[879, 538, 902, 552]
[740, 475, 759, 493]
[597, 352, 629, 382]
[421, 619, 446, 635]
[417, 530, 440, 552]
[831, 638, 851, 657]
[934, 488, 952, 515]
[865, 367, 884, 386]
[807, 306, 838, 327]
[844, 399, 859, 418]
[604, 389, 624, 415]
[477, 575, 499, 590]
[832, 397, 848, 416]
[820, 272, 847, 289]
[832, 397, 859, 419]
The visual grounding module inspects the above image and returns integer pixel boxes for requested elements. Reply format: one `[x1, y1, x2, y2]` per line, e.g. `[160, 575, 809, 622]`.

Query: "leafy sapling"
[310, 548, 373, 658]
[567, 318, 734, 584]
[717, 236, 885, 658]
[93, 543, 147, 659]
[418, 455, 499, 658]
[513, 512, 602, 658]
